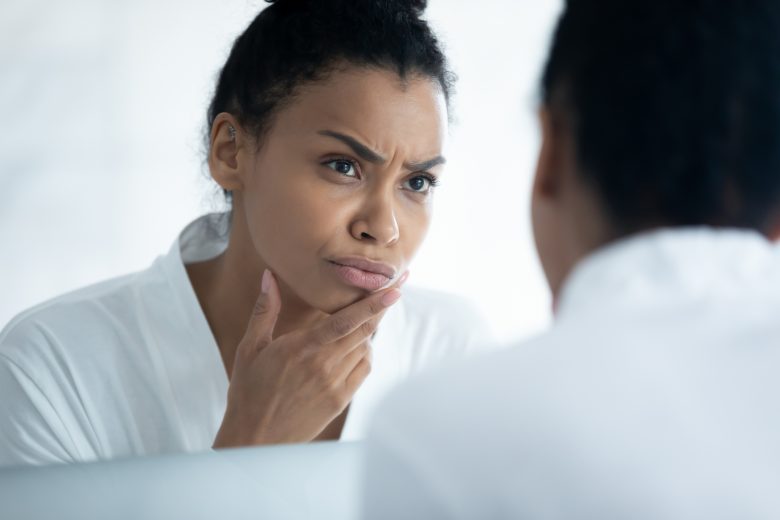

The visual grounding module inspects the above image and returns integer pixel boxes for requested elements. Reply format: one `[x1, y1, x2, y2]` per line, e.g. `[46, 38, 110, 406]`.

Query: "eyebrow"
[318, 130, 385, 164]
[405, 156, 446, 172]
[318, 129, 446, 172]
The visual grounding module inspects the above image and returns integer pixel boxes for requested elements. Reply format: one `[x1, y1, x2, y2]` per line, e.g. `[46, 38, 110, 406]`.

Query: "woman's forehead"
[268, 68, 448, 149]
[290, 67, 444, 118]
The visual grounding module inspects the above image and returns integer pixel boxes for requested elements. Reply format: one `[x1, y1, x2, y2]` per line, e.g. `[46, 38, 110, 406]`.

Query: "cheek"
[244, 172, 334, 266]
[397, 199, 433, 262]
[531, 191, 560, 292]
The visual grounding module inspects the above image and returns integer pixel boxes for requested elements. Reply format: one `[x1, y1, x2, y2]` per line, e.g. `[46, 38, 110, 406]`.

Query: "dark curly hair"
[542, 0, 780, 236]
[207, 0, 453, 152]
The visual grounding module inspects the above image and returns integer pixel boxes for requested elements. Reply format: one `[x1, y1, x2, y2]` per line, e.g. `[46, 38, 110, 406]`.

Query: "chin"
[313, 287, 367, 314]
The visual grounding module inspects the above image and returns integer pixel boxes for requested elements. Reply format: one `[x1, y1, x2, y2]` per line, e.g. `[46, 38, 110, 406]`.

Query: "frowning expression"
[236, 66, 448, 312]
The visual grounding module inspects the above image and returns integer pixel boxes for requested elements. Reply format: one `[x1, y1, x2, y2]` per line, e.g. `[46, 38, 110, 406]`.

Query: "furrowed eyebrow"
[318, 129, 444, 171]
[404, 156, 446, 172]
[318, 130, 385, 164]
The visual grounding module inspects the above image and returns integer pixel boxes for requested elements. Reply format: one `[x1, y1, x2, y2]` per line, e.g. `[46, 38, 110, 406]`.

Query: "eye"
[403, 174, 438, 194]
[324, 159, 359, 178]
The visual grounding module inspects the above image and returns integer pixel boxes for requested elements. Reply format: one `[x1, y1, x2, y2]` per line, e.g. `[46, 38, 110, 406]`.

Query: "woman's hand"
[213, 269, 404, 447]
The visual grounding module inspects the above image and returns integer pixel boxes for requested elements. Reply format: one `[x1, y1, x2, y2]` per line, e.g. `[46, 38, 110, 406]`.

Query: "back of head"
[542, 0, 780, 236]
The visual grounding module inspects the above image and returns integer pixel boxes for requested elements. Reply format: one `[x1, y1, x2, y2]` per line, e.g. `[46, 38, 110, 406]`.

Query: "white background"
[0, 0, 562, 343]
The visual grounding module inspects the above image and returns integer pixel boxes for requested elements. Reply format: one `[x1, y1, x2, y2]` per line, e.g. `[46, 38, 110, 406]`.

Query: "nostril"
[361, 232, 373, 240]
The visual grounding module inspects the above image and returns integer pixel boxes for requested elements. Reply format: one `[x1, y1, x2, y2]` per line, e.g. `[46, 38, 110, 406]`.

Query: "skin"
[531, 106, 615, 305]
[187, 64, 448, 445]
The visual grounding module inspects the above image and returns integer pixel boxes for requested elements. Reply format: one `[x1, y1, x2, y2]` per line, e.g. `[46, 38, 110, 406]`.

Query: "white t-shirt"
[363, 228, 780, 519]
[0, 214, 491, 467]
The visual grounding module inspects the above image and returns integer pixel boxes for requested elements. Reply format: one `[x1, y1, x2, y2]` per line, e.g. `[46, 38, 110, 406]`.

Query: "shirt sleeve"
[0, 354, 78, 467]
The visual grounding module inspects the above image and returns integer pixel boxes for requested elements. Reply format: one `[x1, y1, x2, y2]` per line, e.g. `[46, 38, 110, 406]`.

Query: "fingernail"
[261, 269, 272, 294]
[381, 288, 402, 307]
[397, 271, 410, 287]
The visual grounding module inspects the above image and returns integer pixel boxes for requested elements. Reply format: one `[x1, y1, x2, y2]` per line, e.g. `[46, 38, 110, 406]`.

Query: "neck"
[186, 224, 326, 378]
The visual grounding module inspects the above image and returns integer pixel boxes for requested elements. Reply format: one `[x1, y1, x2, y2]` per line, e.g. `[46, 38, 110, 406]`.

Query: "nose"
[349, 190, 400, 246]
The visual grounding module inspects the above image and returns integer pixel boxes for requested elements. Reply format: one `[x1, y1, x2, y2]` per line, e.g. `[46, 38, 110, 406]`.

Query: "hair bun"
[265, 0, 427, 15]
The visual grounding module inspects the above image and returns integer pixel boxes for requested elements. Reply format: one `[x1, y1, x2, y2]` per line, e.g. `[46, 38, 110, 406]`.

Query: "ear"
[532, 107, 562, 202]
[766, 218, 780, 242]
[208, 113, 246, 192]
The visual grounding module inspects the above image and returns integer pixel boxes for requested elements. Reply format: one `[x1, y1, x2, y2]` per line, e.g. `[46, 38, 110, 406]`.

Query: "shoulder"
[373, 330, 570, 440]
[362, 339, 552, 517]
[0, 269, 155, 368]
[372, 316, 697, 461]
[364, 332, 570, 506]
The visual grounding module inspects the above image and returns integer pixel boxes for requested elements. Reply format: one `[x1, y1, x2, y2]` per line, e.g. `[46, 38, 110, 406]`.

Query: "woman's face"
[235, 66, 448, 312]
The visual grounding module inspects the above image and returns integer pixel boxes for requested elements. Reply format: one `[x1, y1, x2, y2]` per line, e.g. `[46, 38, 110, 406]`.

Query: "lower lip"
[329, 262, 391, 291]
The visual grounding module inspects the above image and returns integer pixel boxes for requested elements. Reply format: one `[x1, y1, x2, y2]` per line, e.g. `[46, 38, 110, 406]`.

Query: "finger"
[313, 287, 401, 345]
[323, 309, 386, 360]
[344, 357, 372, 396]
[393, 270, 410, 289]
[241, 269, 282, 351]
[333, 339, 372, 381]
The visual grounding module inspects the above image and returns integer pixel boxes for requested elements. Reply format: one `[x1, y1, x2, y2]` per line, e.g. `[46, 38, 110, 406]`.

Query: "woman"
[0, 0, 490, 466]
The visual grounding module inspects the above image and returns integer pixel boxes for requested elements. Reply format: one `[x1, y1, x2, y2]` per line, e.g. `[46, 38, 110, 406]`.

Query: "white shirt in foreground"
[0, 214, 491, 467]
[363, 228, 780, 519]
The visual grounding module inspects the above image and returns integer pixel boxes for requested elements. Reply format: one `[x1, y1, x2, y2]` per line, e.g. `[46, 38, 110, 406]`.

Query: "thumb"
[243, 269, 282, 351]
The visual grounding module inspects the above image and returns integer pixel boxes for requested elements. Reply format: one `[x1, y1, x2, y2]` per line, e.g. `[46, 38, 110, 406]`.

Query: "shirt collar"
[177, 212, 230, 263]
[158, 213, 230, 378]
[555, 227, 780, 322]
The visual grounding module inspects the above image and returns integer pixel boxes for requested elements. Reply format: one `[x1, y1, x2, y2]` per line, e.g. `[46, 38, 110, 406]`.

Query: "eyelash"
[322, 157, 440, 193]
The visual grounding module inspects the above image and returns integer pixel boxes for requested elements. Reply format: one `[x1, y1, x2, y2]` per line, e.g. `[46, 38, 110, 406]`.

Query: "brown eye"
[403, 175, 436, 193]
[325, 159, 358, 178]
[408, 177, 427, 191]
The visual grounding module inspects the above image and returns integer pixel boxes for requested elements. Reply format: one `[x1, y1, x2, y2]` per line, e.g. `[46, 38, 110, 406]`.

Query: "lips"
[328, 257, 397, 291]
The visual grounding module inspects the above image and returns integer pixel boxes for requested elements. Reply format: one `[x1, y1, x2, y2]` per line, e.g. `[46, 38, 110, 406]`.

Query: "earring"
[228, 125, 236, 140]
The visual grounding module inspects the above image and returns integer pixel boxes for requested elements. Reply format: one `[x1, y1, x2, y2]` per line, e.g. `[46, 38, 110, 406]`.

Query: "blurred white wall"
[0, 0, 562, 342]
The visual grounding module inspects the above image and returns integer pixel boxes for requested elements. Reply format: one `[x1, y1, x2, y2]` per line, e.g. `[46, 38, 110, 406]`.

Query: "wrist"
[212, 409, 270, 448]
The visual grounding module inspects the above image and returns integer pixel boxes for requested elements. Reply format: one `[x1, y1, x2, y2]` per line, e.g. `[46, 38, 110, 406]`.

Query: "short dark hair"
[542, 0, 780, 235]
[207, 0, 453, 148]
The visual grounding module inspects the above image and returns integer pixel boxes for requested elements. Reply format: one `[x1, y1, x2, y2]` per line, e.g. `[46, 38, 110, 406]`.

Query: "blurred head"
[206, 0, 452, 313]
[532, 0, 780, 297]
